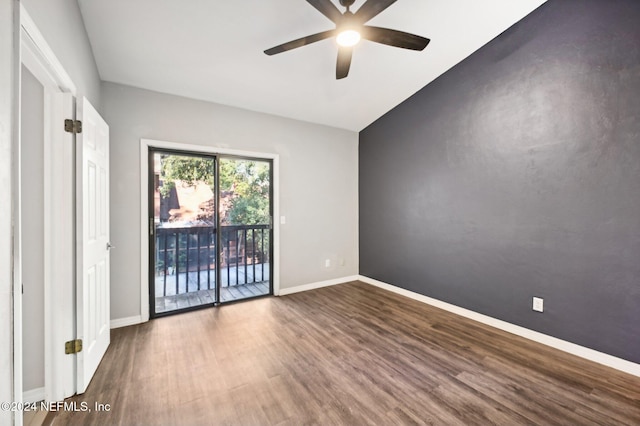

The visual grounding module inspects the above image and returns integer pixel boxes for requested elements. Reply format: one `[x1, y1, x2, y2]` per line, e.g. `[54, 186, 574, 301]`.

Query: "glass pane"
[152, 152, 217, 315]
[218, 158, 271, 302]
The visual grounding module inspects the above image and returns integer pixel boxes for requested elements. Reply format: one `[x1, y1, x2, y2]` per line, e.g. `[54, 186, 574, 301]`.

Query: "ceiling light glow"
[337, 30, 361, 47]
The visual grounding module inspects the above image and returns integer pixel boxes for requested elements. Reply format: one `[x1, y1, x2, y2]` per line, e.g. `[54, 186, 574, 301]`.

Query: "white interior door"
[76, 96, 110, 394]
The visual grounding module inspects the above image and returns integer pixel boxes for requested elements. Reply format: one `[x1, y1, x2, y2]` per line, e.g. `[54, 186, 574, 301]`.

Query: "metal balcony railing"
[154, 224, 270, 297]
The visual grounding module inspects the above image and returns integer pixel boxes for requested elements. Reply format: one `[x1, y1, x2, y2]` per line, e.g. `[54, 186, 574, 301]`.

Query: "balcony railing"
[154, 224, 270, 297]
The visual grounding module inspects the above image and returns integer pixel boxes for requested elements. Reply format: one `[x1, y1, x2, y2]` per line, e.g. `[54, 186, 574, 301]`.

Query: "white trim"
[110, 316, 143, 330]
[19, 4, 76, 95]
[11, 5, 22, 424]
[18, 5, 78, 406]
[272, 155, 280, 297]
[42, 93, 75, 403]
[140, 138, 280, 320]
[139, 141, 149, 322]
[22, 387, 45, 404]
[359, 275, 640, 378]
[278, 276, 359, 296]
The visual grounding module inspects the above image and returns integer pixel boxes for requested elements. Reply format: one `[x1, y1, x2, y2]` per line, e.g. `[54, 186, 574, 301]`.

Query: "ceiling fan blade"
[336, 46, 353, 79]
[361, 26, 430, 51]
[307, 0, 343, 23]
[264, 30, 336, 56]
[354, 0, 397, 23]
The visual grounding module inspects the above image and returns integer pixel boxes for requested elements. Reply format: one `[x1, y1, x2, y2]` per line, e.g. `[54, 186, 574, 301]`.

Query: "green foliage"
[218, 160, 236, 192]
[159, 154, 270, 225]
[224, 159, 270, 225]
[159, 155, 214, 198]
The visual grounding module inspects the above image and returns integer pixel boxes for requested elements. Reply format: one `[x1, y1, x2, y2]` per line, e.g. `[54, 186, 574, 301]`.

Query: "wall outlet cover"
[533, 297, 544, 312]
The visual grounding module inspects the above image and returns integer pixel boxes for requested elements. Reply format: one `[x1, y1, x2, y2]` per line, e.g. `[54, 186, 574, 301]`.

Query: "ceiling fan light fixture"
[264, 0, 430, 79]
[336, 29, 361, 47]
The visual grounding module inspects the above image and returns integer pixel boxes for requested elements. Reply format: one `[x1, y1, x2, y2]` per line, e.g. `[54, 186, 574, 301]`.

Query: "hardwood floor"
[49, 281, 640, 425]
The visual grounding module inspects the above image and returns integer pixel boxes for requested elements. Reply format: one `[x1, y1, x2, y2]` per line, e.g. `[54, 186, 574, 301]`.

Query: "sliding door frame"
[217, 153, 275, 299]
[140, 138, 280, 322]
[147, 148, 219, 318]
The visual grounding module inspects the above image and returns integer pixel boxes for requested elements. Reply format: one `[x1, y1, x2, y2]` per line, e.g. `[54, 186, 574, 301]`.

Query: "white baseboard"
[110, 315, 144, 329]
[358, 275, 640, 378]
[278, 275, 359, 296]
[23, 387, 44, 404]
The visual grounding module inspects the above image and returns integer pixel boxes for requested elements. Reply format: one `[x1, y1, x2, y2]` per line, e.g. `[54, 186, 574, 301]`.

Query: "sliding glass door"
[149, 149, 272, 317]
[218, 157, 272, 302]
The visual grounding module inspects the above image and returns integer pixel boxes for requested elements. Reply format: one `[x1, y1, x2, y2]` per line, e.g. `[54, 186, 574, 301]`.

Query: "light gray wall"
[20, 65, 45, 394]
[0, 0, 15, 421]
[21, 0, 101, 108]
[102, 82, 359, 321]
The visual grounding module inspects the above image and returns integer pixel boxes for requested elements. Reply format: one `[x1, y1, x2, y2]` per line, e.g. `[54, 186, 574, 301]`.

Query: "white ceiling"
[77, 0, 546, 131]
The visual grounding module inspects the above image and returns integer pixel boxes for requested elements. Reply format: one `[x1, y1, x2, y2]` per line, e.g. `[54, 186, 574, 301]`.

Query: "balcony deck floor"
[154, 263, 270, 314]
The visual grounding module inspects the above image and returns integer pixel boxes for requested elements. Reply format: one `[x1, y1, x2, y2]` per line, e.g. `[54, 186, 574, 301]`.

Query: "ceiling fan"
[264, 0, 430, 79]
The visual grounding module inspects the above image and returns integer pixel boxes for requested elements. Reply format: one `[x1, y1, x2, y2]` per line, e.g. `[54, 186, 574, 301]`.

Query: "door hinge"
[64, 119, 83, 134]
[65, 339, 83, 354]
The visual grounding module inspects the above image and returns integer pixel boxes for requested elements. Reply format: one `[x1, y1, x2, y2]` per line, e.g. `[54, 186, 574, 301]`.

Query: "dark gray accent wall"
[359, 0, 640, 364]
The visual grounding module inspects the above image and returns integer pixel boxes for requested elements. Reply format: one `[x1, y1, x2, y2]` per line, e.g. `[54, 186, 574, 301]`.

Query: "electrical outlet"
[325, 259, 331, 268]
[338, 257, 345, 267]
[533, 297, 544, 312]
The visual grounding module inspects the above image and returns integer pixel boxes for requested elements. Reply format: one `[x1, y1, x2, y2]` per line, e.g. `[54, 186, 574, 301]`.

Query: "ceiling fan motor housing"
[339, 11, 357, 29]
[339, 0, 356, 9]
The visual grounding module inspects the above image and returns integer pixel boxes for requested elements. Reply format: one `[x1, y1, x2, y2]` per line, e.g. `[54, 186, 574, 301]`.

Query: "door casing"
[18, 4, 78, 405]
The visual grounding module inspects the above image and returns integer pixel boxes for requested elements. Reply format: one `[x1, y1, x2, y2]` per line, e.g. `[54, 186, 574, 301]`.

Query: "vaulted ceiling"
[78, 0, 546, 131]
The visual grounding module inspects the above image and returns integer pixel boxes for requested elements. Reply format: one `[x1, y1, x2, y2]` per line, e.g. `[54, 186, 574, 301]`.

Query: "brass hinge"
[65, 339, 83, 354]
[64, 119, 83, 134]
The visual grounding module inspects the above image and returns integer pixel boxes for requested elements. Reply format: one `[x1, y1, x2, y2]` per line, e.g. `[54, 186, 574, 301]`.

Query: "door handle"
[106, 242, 115, 251]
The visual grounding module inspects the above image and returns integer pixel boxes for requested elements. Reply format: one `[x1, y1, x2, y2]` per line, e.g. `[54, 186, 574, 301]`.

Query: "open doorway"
[19, 11, 78, 405]
[149, 149, 273, 318]
[17, 5, 112, 407]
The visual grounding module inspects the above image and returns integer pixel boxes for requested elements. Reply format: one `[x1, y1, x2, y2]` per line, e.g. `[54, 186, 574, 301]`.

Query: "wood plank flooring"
[48, 281, 640, 425]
